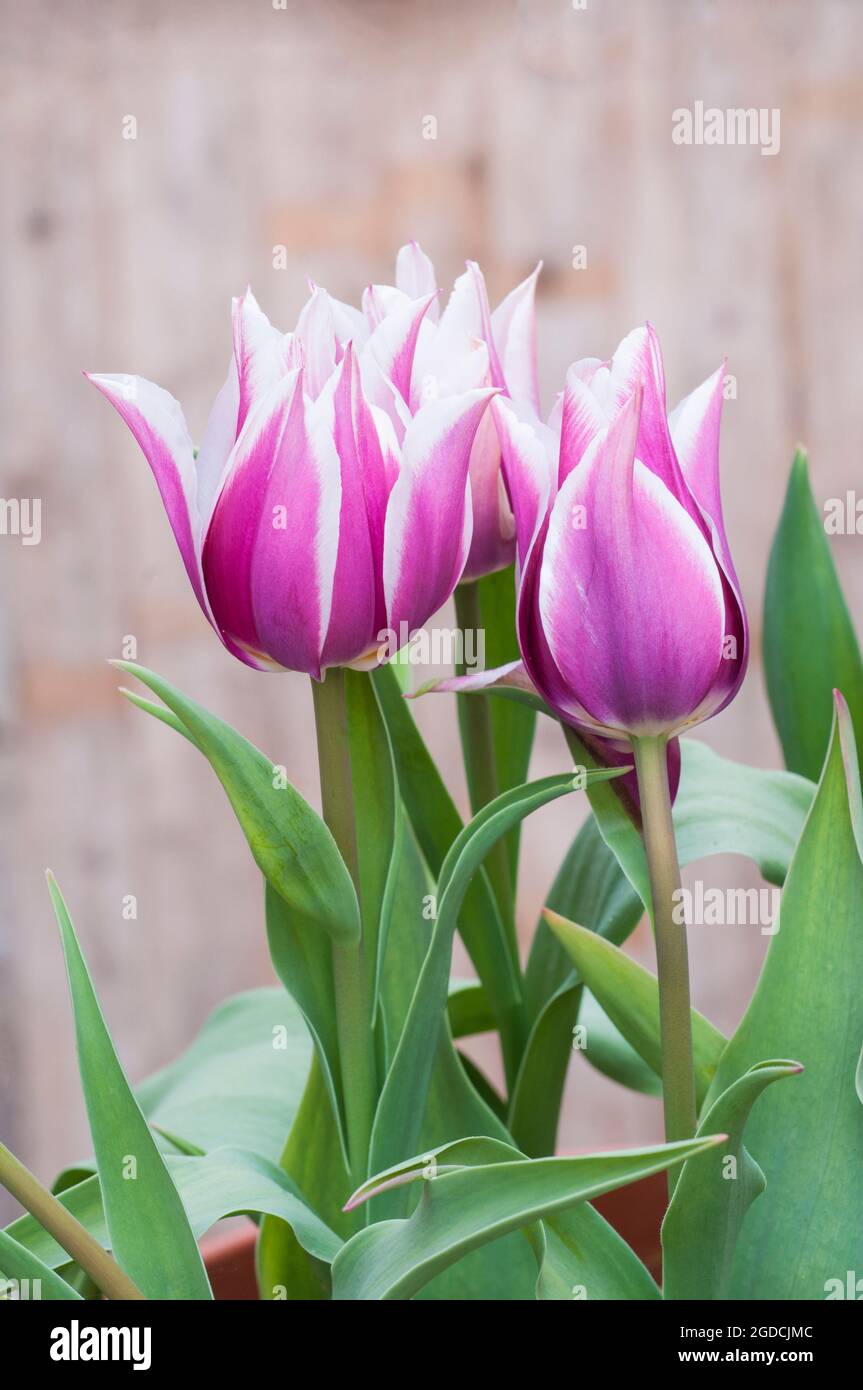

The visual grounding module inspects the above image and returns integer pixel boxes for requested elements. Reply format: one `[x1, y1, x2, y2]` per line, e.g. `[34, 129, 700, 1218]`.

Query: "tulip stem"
[0, 1140, 145, 1300]
[453, 581, 525, 1089]
[311, 669, 377, 1196]
[631, 735, 697, 1171]
[453, 582, 518, 951]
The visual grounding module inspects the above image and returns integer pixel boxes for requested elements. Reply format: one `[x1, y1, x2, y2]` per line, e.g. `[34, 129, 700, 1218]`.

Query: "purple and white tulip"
[484, 325, 747, 799]
[365, 242, 542, 580]
[88, 283, 496, 677]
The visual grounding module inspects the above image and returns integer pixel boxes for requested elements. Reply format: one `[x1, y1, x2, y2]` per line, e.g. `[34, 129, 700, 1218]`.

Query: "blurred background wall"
[1, 0, 861, 1219]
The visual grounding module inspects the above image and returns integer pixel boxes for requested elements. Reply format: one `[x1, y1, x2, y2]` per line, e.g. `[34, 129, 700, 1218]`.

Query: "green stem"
[0, 1141, 144, 1300]
[631, 736, 697, 1165]
[453, 581, 518, 960]
[311, 669, 377, 1193]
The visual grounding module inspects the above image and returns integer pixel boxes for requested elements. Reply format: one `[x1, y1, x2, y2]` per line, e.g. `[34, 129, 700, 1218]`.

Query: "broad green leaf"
[372, 825, 534, 1297]
[577, 990, 662, 1098]
[515, 814, 644, 1154]
[48, 875, 212, 1300]
[764, 449, 863, 780]
[138, 988, 312, 1163]
[369, 770, 623, 1187]
[257, 1056, 355, 1301]
[507, 982, 581, 1156]
[711, 695, 863, 1299]
[544, 910, 726, 1109]
[537, 1203, 660, 1301]
[332, 1133, 722, 1300]
[0, 1230, 83, 1301]
[266, 829, 536, 1300]
[372, 663, 523, 1075]
[662, 1059, 803, 1300]
[447, 981, 495, 1038]
[7, 1147, 341, 1275]
[116, 661, 360, 946]
[265, 882, 347, 1161]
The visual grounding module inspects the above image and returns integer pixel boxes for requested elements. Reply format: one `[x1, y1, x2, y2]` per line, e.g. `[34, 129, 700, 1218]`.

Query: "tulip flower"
[365, 241, 542, 580]
[87, 285, 496, 678]
[448, 325, 746, 796]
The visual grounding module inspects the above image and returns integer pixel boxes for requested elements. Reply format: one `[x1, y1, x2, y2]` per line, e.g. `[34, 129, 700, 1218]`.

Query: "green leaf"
[710, 694, 863, 1299]
[447, 981, 495, 1038]
[372, 663, 523, 1066]
[507, 982, 581, 1156]
[662, 1059, 803, 1300]
[7, 1147, 341, 1275]
[265, 882, 347, 1163]
[514, 814, 645, 1154]
[577, 991, 662, 1098]
[544, 910, 726, 1109]
[137, 988, 312, 1163]
[537, 1203, 660, 1301]
[48, 874, 212, 1300]
[764, 448, 863, 780]
[0, 1230, 83, 1301]
[332, 1133, 723, 1300]
[257, 1055, 355, 1301]
[369, 770, 624, 1187]
[116, 661, 360, 946]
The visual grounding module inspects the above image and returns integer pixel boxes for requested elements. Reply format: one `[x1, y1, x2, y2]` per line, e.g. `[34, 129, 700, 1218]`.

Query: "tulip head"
[368, 242, 542, 581]
[496, 325, 747, 753]
[88, 284, 496, 677]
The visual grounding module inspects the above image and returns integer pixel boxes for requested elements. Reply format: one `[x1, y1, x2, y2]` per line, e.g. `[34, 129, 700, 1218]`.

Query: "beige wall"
[2, 0, 862, 1218]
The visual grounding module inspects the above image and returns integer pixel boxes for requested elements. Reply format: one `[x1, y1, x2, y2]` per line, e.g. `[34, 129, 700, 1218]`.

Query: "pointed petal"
[232, 290, 297, 432]
[491, 262, 542, 411]
[318, 347, 383, 667]
[492, 395, 556, 576]
[460, 408, 516, 582]
[86, 373, 206, 609]
[202, 370, 340, 676]
[558, 365, 610, 486]
[538, 391, 726, 736]
[196, 358, 240, 528]
[363, 292, 437, 411]
[606, 325, 707, 529]
[384, 388, 497, 636]
[395, 242, 439, 320]
[669, 363, 748, 717]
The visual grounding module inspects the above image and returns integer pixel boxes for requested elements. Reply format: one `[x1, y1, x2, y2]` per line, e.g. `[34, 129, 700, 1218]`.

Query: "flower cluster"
[89, 245, 746, 746]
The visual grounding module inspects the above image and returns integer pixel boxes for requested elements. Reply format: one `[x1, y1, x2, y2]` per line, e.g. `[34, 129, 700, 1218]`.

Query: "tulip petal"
[202, 370, 340, 677]
[196, 359, 240, 528]
[491, 262, 542, 411]
[384, 389, 497, 637]
[232, 290, 298, 432]
[604, 325, 709, 533]
[669, 364, 748, 716]
[363, 292, 437, 412]
[539, 390, 726, 736]
[558, 366, 609, 486]
[461, 409, 516, 582]
[86, 373, 206, 611]
[395, 241, 439, 320]
[492, 396, 556, 576]
[318, 347, 384, 667]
